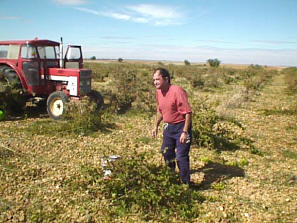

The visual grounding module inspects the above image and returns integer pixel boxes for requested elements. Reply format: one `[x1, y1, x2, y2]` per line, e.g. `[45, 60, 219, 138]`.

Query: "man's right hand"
[152, 127, 158, 138]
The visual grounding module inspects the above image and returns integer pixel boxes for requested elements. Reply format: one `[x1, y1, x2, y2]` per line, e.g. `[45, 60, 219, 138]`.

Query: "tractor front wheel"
[47, 91, 69, 120]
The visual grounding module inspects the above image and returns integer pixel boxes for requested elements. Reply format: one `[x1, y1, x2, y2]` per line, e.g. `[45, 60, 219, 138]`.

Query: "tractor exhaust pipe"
[59, 37, 63, 68]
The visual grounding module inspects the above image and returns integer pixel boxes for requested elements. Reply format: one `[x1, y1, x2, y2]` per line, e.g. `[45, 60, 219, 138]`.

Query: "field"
[0, 62, 296, 222]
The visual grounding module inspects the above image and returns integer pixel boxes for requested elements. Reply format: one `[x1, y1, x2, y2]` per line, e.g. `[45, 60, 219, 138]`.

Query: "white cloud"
[127, 4, 180, 19]
[126, 4, 183, 26]
[252, 40, 297, 45]
[75, 7, 99, 15]
[53, 0, 86, 5]
[74, 7, 131, 21]
[71, 3, 183, 26]
[109, 13, 131, 21]
[132, 17, 149, 24]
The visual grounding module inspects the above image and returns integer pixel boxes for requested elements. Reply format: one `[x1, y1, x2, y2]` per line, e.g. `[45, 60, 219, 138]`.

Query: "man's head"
[153, 68, 171, 90]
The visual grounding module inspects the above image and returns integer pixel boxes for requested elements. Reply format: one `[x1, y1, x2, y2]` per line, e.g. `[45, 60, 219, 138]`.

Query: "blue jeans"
[161, 121, 192, 183]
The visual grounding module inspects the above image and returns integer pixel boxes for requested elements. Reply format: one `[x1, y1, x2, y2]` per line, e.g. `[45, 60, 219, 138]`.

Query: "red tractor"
[0, 38, 102, 119]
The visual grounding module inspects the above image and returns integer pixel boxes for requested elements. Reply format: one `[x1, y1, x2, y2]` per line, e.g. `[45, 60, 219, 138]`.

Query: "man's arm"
[180, 113, 192, 144]
[152, 111, 163, 138]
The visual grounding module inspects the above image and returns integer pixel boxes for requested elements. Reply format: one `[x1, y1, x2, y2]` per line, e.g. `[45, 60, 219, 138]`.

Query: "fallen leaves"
[0, 69, 296, 222]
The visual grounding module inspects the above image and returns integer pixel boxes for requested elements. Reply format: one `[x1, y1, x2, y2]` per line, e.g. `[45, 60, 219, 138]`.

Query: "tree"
[207, 58, 221, 67]
[184, 60, 191, 66]
[118, 58, 123, 62]
[90, 56, 96, 60]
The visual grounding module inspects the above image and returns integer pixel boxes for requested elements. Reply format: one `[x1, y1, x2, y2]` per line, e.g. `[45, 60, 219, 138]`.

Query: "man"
[152, 68, 192, 184]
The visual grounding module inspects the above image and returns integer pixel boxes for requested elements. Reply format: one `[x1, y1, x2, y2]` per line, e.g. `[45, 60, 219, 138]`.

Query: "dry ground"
[0, 70, 296, 222]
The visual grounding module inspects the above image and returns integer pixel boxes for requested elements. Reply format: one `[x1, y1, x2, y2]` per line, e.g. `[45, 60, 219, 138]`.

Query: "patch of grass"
[25, 200, 62, 223]
[0, 159, 17, 174]
[238, 158, 249, 167]
[200, 156, 212, 164]
[226, 158, 249, 168]
[0, 198, 14, 213]
[286, 124, 297, 131]
[136, 136, 151, 144]
[249, 146, 264, 156]
[261, 108, 297, 116]
[282, 149, 297, 160]
[205, 195, 220, 202]
[125, 123, 133, 129]
[0, 146, 15, 160]
[282, 67, 297, 94]
[24, 97, 108, 137]
[211, 182, 226, 191]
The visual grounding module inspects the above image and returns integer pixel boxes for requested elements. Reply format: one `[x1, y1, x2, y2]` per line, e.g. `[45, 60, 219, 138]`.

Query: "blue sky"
[0, 0, 296, 66]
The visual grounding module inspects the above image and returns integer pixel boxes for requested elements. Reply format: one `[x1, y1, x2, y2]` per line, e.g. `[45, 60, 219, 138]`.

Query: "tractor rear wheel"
[4, 68, 21, 86]
[0, 66, 25, 115]
[47, 91, 69, 120]
[87, 90, 104, 110]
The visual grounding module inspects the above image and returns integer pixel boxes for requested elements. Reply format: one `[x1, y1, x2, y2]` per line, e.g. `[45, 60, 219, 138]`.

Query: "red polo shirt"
[156, 85, 192, 124]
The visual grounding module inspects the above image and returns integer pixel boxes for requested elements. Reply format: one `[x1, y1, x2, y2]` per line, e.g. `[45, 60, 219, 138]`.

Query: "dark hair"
[154, 67, 171, 84]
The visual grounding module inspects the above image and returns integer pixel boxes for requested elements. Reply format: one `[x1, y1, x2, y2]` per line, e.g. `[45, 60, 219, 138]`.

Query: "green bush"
[96, 151, 204, 222]
[191, 73, 205, 88]
[184, 60, 191, 66]
[241, 66, 275, 101]
[63, 97, 102, 135]
[84, 62, 112, 82]
[191, 97, 257, 152]
[0, 73, 26, 116]
[282, 67, 297, 94]
[100, 64, 156, 114]
[133, 72, 156, 114]
[111, 68, 137, 114]
[207, 58, 221, 67]
[158, 61, 165, 66]
[204, 71, 221, 88]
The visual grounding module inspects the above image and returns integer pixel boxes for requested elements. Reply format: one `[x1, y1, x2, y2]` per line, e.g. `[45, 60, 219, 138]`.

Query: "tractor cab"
[20, 40, 60, 91]
[15, 40, 85, 97]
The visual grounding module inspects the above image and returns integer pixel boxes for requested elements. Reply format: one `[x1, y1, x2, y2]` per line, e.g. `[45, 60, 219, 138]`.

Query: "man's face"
[153, 70, 168, 90]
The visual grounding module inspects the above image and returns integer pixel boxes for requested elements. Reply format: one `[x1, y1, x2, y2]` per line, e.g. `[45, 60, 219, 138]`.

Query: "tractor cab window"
[21, 45, 37, 59]
[66, 47, 81, 60]
[37, 46, 57, 59]
[0, 45, 19, 59]
[0, 45, 8, 58]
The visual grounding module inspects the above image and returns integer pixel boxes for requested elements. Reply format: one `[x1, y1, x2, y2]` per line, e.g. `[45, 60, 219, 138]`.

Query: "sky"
[0, 0, 297, 66]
